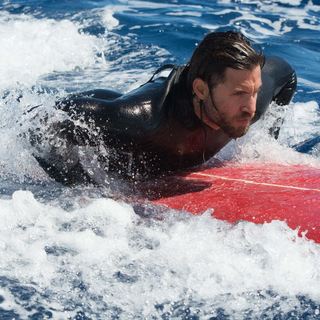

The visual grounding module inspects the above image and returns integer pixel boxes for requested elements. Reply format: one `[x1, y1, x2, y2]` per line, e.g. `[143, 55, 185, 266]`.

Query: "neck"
[193, 97, 221, 130]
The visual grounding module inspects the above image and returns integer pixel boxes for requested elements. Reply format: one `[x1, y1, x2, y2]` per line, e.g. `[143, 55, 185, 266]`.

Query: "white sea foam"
[0, 8, 169, 182]
[0, 190, 320, 318]
[210, 0, 319, 39]
[118, 0, 179, 9]
[0, 1, 319, 317]
[101, 7, 121, 30]
[166, 11, 202, 17]
[299, 78, 320, 90]
[0, 12, 105, 89]
[215, 101, 320, 167]
[217, 0, 303, 6]
[0, 88, 57, 182]
[279, 101, 320, 146]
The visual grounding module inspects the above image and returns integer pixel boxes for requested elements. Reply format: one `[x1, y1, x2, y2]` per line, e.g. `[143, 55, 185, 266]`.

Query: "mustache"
[237, 111, 254, 120]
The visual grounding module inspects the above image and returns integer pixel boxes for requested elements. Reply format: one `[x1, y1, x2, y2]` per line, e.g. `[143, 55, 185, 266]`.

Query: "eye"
[234, 91, 246, 96]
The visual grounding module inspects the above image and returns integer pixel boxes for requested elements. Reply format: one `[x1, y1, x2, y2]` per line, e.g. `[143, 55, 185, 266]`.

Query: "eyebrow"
[234, 86, 261, 93]
[235, 83, 262, 92]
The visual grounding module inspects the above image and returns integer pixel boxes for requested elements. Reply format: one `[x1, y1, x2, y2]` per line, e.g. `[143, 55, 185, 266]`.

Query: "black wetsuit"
[30, 56, 296, 185]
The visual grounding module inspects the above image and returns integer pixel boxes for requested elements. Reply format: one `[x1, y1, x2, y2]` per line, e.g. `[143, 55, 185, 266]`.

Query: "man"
[29, 31, 297, 185]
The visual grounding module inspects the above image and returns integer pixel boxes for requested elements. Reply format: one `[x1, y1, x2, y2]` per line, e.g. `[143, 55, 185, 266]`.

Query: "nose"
[241, 95, 257, 116]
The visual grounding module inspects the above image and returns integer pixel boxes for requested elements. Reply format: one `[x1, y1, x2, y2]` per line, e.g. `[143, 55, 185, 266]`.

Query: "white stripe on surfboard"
[189, 172, 320, 192]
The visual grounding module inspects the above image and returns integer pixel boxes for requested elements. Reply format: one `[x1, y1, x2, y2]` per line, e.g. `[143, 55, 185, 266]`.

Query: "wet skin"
[193, 65, 262, 138]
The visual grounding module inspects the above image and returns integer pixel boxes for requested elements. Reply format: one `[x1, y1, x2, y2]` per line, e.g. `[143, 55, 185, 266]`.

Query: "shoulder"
[262, 56, 295, 81]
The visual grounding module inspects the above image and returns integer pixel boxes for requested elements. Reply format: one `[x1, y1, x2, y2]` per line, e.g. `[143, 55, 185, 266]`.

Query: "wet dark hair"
[187, 31, 265, 90]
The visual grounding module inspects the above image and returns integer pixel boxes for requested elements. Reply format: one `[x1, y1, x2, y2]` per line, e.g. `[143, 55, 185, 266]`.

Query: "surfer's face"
[194, 65, 262, 138]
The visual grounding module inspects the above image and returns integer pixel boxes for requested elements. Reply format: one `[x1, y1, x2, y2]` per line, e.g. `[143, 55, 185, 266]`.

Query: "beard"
[206, 91, 253, 138]
[218, 111, 252, 138]
[204, 91, 254, 138]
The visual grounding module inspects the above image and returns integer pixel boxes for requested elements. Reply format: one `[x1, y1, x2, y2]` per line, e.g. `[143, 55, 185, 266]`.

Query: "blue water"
[0, 0, 320, 319]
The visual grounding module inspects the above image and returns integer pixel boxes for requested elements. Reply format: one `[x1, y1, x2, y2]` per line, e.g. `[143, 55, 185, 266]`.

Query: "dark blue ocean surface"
[1, 0, 319, 102]
[0, 0, 320, 319]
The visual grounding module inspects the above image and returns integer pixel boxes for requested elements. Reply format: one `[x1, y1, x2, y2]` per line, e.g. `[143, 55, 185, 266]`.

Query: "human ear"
[192, 78, 209, 101]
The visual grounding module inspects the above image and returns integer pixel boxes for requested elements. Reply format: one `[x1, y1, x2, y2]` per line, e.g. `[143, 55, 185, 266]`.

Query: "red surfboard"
[144, 163, 320, 243]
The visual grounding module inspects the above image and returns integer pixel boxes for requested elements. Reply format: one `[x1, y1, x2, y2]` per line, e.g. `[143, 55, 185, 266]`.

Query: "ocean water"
[0, 0, 320, 319]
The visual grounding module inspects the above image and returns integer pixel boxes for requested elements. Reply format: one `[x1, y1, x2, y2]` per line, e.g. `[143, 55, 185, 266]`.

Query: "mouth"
[237, 117, 252, 125]
[238, 112, 254, 124]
